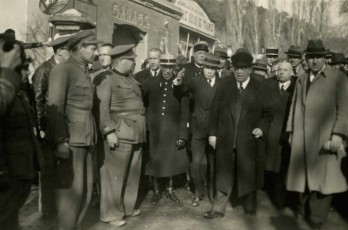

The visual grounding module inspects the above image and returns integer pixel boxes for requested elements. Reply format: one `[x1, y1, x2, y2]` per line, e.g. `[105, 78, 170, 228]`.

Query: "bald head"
[277, 62, 293, 83]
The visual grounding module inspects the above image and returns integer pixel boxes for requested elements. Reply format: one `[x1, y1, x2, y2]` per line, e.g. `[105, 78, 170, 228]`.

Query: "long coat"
[208, 77, 272, 197]
[264, 77, 296, 172]
[286, 66, 348, 194]
[142, 73, 189, 177]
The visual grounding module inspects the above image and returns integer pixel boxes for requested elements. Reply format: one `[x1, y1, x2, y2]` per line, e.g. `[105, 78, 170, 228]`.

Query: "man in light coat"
[286, 39, 348, 229]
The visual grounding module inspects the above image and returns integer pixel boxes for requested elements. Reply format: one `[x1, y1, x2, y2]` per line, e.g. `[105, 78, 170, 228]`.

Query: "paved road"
[20, 185, 348, 230]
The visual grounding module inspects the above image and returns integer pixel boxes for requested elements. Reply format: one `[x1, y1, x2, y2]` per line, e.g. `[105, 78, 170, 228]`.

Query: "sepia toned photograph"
[0, 0, 348, 229]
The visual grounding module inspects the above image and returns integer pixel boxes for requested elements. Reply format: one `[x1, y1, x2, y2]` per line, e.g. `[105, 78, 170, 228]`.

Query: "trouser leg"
[243, 191, 257, 213]
[190, 135, 207, 196]
[308, 191, 332, 225]
[212, 188, 233, 214]
[55, 147, 91, 230]
[123, 144, 142, 216]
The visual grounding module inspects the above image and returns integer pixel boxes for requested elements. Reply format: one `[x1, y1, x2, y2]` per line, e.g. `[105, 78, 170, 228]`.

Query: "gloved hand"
[55, 142, 70, 159]
[176, 139, 186, 150]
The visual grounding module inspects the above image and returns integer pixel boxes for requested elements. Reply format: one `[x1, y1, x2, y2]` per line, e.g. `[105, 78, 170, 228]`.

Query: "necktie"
[153, 71, 157, 77]
[238, 82, 244, 94]
[207, 78, 212, 86]
[280, 84, 285, 94]
[293, 68, 297, 76]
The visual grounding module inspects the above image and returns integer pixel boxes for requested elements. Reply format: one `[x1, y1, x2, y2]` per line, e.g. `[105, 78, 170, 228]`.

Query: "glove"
[55, 142, 70, 159]
[176, 139, 186, 150]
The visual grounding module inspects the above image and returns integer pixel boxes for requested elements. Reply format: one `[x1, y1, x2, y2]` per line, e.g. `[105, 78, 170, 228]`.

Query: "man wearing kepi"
[204, 49, 272, 218]
[142, 53, 189, 205]
[46, 30, 98, 230]
[94, 44, 145, 227]
[286, 39, 348, 230]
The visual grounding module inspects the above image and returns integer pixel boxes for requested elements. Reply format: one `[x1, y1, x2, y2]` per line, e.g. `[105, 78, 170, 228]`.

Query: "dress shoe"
[166, 188, 180, 203]
[203, 210, 224, 219]
[131, 209, 141, 217]
[150, 190, 162, 205]
[108, 219, 126, 227]
[191, 194, 204, 207]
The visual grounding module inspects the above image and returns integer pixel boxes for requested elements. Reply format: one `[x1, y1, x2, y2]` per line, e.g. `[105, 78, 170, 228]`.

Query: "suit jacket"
[46, 55, 97, 146]
[175, 75, 221, 137]
[286, 66, 348, 194]
[264, 77, 297, 172]
[134, 68, 161, 85]
[32, 56, 57, 131]
[209, 77, 272, 196]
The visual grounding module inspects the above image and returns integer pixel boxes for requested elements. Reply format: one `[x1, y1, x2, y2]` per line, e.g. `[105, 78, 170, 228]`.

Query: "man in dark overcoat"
[134, 48, 162, 84]
[142, 54, 189, 204]
[173, 52, 222, 207]
[94, 44, 146, 227]
[263, 62, 297, 209]
[46, 30, 98, 230]
[286, 39, 348, 229]
[204, 50, 272, 218]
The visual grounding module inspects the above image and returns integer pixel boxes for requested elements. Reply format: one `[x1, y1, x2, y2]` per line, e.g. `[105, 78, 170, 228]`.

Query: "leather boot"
[150, 177, 161, 205]
[166, 177, 180, 203]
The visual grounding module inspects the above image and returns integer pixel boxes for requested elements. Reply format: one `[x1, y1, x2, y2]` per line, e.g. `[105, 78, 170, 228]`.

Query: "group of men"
[0, 27, 347, 230]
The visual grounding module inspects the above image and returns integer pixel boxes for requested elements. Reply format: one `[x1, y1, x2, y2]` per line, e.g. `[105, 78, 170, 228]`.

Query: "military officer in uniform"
[94, 44, 146, 227]
[142, 54, 189, 205]
[46, 30, 98, 230]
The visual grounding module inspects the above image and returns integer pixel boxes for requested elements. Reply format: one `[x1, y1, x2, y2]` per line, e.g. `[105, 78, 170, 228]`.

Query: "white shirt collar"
[279, 80, 291, 90]
[206, 77, 216, 87]
[309, 65, 326, 82]
[237, 77, 250, 89]
[150, 69, 160, 77]
[195, 63, 202, 69]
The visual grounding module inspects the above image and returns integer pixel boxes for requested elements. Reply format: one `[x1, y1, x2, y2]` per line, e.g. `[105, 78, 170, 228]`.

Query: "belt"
[111, 108, 145, 117]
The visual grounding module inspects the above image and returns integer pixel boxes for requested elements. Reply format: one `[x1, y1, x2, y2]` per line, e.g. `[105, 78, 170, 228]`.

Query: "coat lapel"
[239, 78, 258, 123]
[228, 78, 238, 120]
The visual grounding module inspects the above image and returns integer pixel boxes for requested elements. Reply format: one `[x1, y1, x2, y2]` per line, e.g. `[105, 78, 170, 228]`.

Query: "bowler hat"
[305, 39, 328, 55]
[194, 41, 209, 52]
[67, 30, 99, 49]
[266, 47, 278, 56]
[203, 52, 220, 68]
[48, 33, 75, 47]
[330, 53, 346, 65]
[160, 53, 176, 66]
[285, 45, 302, 58]
[253, 59, 268, 71]
[214, 47, 228, 59]
[107, 44, 137, 58]
[232, 49, 253, 68]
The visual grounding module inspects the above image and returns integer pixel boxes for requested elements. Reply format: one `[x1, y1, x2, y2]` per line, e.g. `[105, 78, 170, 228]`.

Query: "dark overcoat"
[208, 77, 272, 197]
[264, 77, 296, 172]
[142, 73, 189, 177]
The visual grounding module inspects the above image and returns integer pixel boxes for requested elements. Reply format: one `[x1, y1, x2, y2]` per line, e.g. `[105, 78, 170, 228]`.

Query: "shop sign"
[174, 0, 215, 37]
[112, 3, 150, 29]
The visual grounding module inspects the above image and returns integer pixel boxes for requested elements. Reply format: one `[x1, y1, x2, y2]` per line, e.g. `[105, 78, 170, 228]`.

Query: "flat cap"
[107, 44, 137, 58]
[266, 47, 279, 56]
[67, 30, 99, 49]
[160, 53, 176, 66]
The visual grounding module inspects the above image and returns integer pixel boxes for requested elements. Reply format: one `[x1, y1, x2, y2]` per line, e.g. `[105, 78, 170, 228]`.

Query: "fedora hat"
[193, 41, 209, 52]
[214, 47, 228, 59]
[305, 39, 328, 55]
[160, 53, 176, 66]
[107, 44, 137, 58]
[203, 52, 220, 68]
[67, 30, 99, 49]
[330, 52, 346, 65]
[232, 48, 253, 68]
[266, 47, 278, 56]
[47, 33, 75, 47]
[285, 45, 302, 58]
[253, 58, 268, 71]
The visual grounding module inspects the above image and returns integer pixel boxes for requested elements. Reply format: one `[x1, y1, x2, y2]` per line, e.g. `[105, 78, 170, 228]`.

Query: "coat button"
[163, 94, 166, 97]
[162, 113, 165, 116]
[162, 107, 165, 109]
[165, 82, 168, 84]
[163, 100, 166, 103]
[164, 88, 167, 91]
